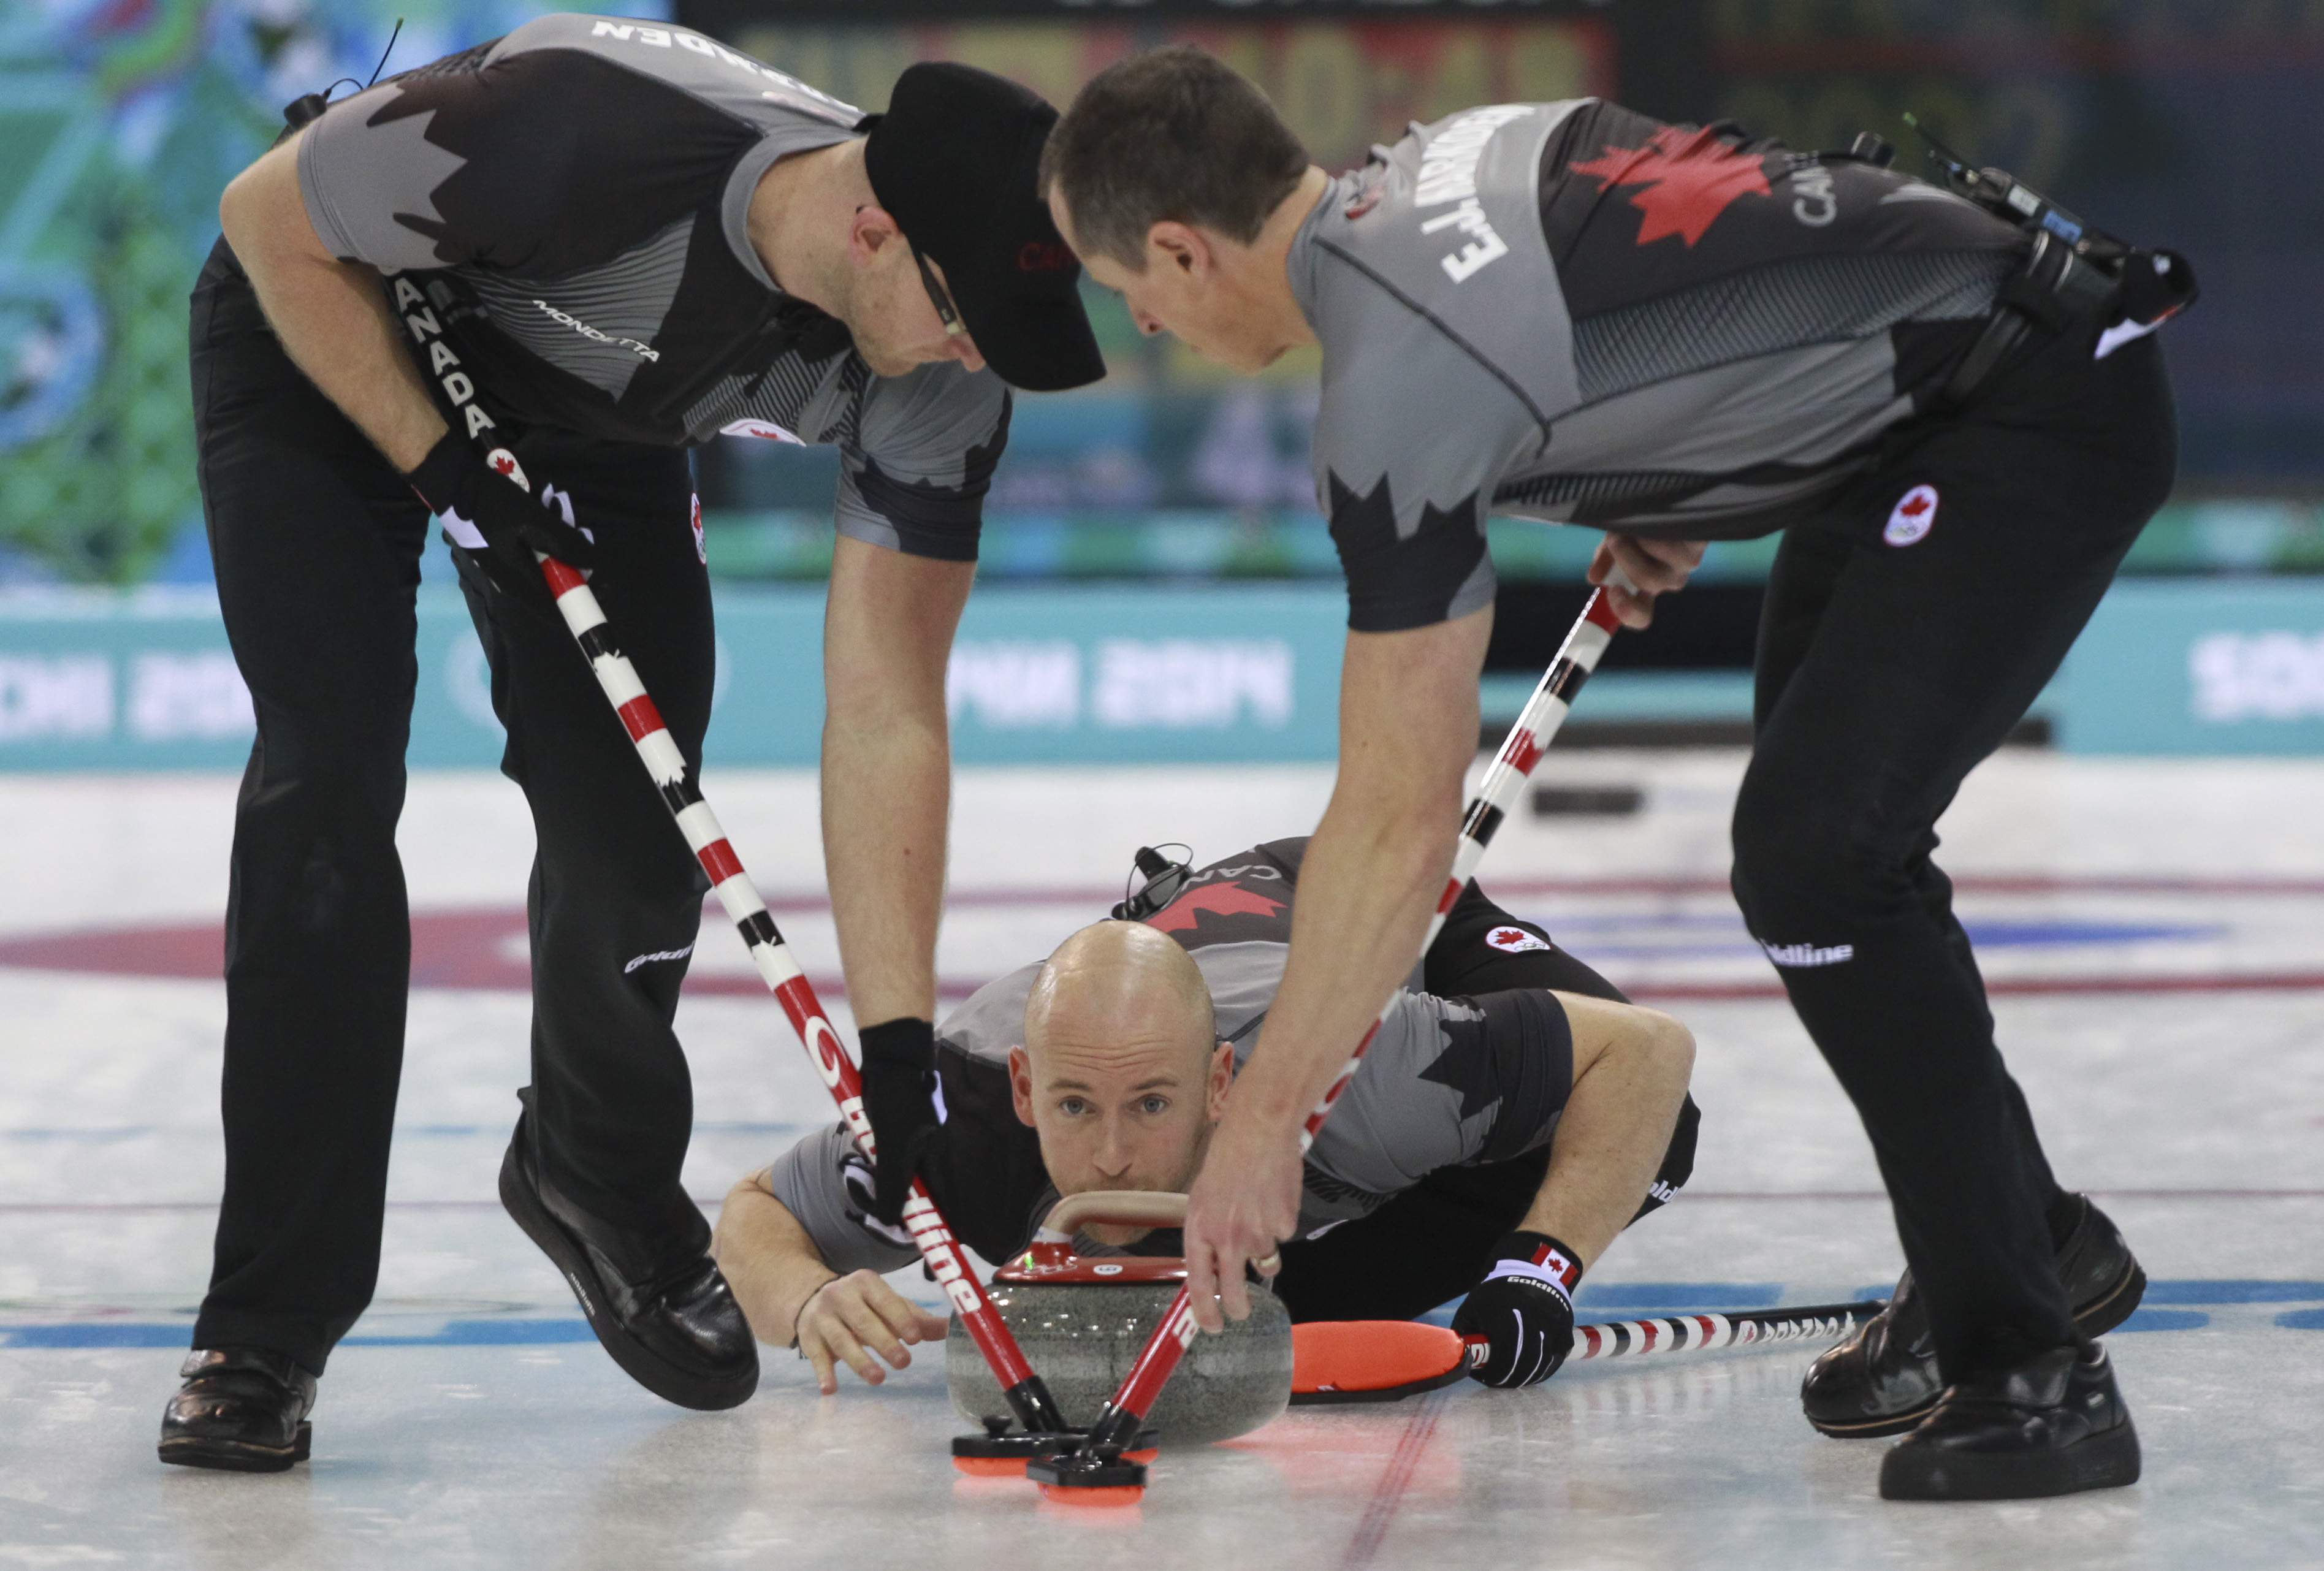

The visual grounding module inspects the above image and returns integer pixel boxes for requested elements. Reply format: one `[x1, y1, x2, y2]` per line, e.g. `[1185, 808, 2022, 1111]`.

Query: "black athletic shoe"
[158, 1347, 316, 1472]
[1878, 1342, 2140, 1501]
[1803, 1194, 2146, 1438]
[499, 1109, 758, 1412]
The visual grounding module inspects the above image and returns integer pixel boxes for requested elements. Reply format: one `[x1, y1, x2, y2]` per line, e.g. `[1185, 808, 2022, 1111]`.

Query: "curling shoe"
[158, 1347, 316, 1472]
[500, 1108, 757, 1411]
[1878, 1341, 2139, 1501]
[1803, 1194, 2146, 1438]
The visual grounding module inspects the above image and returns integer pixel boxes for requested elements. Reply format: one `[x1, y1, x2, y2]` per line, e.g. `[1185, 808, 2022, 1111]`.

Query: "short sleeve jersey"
[1287, 99, 2031, 631]
[296, 13, 1008, 560]
[764, 837, 1574, 1276]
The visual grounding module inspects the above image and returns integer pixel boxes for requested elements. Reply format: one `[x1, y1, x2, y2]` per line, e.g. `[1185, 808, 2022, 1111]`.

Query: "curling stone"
[947, 1192, 1292, 1447]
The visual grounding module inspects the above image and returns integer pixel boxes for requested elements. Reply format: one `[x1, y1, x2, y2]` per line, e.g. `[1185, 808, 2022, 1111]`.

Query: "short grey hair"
[1040, 45, 1309, 272]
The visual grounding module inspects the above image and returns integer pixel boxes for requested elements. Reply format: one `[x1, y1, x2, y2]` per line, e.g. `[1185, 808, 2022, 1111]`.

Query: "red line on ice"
[1340, 1391, 1446, 1570]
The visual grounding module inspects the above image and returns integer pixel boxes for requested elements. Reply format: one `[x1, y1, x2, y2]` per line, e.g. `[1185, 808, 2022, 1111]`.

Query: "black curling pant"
[1729, 329, 2177, 1381]
[188, 240, 712, 1374]
[1273, 883, 1699, 1324]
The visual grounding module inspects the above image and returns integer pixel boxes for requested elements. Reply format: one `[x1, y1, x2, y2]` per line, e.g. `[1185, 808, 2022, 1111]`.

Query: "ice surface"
[1, 753, 2320, 1567]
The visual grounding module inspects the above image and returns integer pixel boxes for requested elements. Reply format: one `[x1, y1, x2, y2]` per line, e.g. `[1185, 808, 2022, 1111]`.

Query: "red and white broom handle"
[1078, 586, 1630, 1453]
[1463, 1299, 1888, 1364]
[535, 556, 1070, 1437]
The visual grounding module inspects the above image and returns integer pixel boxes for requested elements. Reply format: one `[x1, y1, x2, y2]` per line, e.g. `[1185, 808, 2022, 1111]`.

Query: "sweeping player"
[163, 17, 1100, 1470]
[714, 838, 1698, 1395]
[1021, 52, 2172, 1500]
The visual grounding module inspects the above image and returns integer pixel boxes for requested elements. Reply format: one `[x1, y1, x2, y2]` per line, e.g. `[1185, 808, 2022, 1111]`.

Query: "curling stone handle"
[1035, 1190, 1189, 1241]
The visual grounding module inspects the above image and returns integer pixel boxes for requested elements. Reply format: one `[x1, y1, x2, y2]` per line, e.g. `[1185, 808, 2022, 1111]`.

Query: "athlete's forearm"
[710, 1176, 838, 1346]
[219, 134, 448, 473]
[1226, 609, 1495, 1138]
[1227, 804, 1453, 1135]
[1520, 994, 1694, 1267]
[820, 538, 975, 1028]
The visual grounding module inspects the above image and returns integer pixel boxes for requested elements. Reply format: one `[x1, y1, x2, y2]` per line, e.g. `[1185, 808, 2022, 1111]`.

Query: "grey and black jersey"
[1290, 99, 2031, 631]
[295, 12, 1007, 560]
[765, 837, 1577, 1276]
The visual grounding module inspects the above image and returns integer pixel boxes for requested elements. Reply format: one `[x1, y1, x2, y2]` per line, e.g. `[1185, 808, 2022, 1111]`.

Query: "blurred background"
[1, 0, 2320, 768]
[8, 11, 2323, 1554]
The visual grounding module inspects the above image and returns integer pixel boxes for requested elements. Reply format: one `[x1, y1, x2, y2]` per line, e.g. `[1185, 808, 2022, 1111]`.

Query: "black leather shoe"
[158, 1347, 317, 1472]
[500, 1107, 757, 1411]
[1878, 1342, 2140, 1501]
[1804, 1194, 2146, 1437]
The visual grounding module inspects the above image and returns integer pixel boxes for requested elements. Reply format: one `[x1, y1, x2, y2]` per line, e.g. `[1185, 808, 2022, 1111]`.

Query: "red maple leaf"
[1569, 126, 1773, 248]
[1491, 927, 1527, 945]
[1897, 492, 1931, 517]
[1146, 883, 1286, 934]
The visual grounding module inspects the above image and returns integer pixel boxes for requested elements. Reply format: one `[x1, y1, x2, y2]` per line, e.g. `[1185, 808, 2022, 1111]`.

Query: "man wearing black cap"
[161, 14, 1100, 1470]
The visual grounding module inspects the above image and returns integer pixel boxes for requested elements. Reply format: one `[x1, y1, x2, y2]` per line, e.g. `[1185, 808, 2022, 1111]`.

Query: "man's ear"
[847, 203, 905, 264]
[1146, 221, 1211, 280]
[1045, 186, 1081, 258]
[1206, 1040, 1234, 1122]
[1008, 1043, 1038, 1128]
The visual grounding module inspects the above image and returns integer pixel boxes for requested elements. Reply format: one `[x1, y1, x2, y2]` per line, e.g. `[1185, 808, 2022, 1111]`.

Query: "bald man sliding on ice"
[710, 837, 1697, 1394]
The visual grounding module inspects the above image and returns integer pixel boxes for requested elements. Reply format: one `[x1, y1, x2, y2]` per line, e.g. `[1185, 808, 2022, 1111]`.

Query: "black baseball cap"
[863, 63, 1105, 393]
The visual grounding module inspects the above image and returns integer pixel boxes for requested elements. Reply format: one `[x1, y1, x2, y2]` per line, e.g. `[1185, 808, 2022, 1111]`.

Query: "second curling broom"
[1286, 1299, 1891, 1404]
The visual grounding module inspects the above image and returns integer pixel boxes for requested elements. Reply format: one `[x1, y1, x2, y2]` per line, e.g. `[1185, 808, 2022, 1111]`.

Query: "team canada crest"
[485, 447, 528, 490]
[1487, 926, 1551, 954]
[1884, 484, 1938, 547]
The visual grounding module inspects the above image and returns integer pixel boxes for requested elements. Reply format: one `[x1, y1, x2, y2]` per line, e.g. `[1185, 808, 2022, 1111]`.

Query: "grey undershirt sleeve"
[761, 1122, 922, 1277]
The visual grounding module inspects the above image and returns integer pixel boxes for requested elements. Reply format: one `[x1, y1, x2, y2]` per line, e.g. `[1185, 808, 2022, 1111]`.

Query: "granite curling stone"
[945, 1192, 1293, 1447]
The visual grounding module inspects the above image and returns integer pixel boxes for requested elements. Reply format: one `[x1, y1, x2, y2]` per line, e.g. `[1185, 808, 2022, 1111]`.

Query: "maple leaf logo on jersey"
[1884, 484, 1939, 547]
[484, 447, 529, 490]
[1146, 883, 1286, 934]
[1569, 126, 1773, 248]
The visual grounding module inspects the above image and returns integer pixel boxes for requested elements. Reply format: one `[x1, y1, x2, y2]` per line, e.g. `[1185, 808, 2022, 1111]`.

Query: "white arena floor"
[2, 749, 2320, 1569]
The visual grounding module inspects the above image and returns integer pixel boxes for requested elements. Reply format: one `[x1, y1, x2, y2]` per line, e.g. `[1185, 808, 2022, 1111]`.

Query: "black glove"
[856, 1017, 940, 1226]
[1452, 1230, 1581, 1388]
[405, 432, 596, 603]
